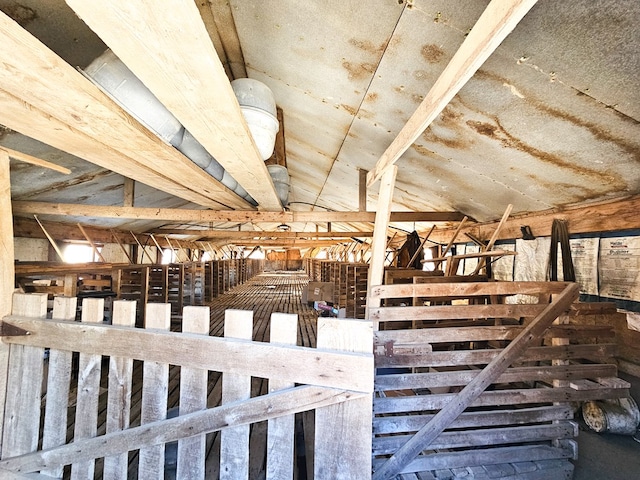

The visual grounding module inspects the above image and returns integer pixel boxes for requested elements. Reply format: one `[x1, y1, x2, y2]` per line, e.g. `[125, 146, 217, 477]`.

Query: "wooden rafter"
[367, 0, 539, 186]
[12, 201, 468, 223]
[65, 0, 283, 211]
[0, 10, 249, 210]
[151, 230, 374, 238]
[0, 147, 71, 175]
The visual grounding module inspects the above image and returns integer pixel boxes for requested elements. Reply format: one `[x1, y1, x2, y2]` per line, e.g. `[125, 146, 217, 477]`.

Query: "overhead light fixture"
[277, 223, 290, 231]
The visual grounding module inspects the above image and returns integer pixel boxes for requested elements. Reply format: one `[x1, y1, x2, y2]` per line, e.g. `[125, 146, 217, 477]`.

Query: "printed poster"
[569, 237, 599, 296]
[599, 237, 640, 301]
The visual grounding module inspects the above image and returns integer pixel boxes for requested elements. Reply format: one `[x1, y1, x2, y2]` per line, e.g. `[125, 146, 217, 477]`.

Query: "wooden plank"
[315, 318, 374, 479]
[0, 146, 71, 174]
[371, 303, 546, 322]
[373, 405, 573, 435]
[372, 283, 578, 479]
[2, 317, 374, 392]
[0, 11, 244, 210]
[138, 303, 171, 479]
[220, 310, 253, 479]
[374, 343, 616, 369]
[41, 296, 77, 478]
[0, 385, 363, 474]
[12, 201, 466, 224]
[70, 298, 105, 480]
[370, 281, 569, 300]
[153, 229, 375, 238]
[103, 301, 137, 480]
[0, 151, 14, 455]
[367, 166, 398, 325]
[177, 306, 210, 480]
[367, 0, 538, 186]
[65, 0, 283, 211]
[266, 313, 298, 479]
[1, 294, 47, 459]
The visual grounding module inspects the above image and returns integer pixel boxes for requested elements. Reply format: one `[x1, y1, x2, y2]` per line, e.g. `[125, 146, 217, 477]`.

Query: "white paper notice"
[569, 238, 599, 296]
[599, 237, 640, 301]
[492, 243, 516, 281]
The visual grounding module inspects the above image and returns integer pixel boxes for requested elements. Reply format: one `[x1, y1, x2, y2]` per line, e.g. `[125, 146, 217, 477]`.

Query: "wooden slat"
[220, 310, 253, 479]
[0, 151, 14, 455]
[103, 301, 136, 480]
[0, 294, 47, 459]
[371, 303, 546, 322]
[315, 318, 374, 479]
[372, 283, 578, 479]
[41, 296, 77, 478]
[138, 303, 171, 479]
[177, 306, 210, 480]
[0, 11, 246, 210]
[12, 201, 466, 224]
[71, 298, 104, 480]
[374, 364, 619, 391]
[0, 146, 71, 174]
[2, 317, 373, 392]
[367, 0, 538, 186]
[266, 313, 298, 479]
[0, 385, 364, 474]
[65, 0, 283, 211]
[373, 405, 573, 435]
[370, 281, 569, 300]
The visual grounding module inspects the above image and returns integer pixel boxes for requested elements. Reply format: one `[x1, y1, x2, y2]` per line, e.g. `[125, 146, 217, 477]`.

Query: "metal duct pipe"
[83, 49, 257, 206]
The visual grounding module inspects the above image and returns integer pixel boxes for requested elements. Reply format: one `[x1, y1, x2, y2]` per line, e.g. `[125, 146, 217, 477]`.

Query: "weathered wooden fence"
[0, 293, 373, 479]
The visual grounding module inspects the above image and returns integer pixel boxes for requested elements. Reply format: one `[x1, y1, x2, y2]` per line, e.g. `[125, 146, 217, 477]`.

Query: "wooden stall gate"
[0, 293, 373, 479]
[369, 281, 631, 480]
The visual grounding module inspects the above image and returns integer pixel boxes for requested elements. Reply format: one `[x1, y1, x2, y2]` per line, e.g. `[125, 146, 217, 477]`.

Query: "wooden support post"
[358, 168, 368, 212]
[131, 231, 154, 264]
[123, 177, 135, 207]
[472, 204, 513, 275]
[367, 166, 397, 326]
[372, 283, 579, 480]
[34, 214, 64, 261]
[111, 230, 133, 264]
[0, 152, 13, 454]
[77, 223, 106, 263]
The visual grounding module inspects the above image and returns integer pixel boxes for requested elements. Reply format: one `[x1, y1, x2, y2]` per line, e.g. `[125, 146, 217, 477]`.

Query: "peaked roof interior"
[2, 0, 639, 250]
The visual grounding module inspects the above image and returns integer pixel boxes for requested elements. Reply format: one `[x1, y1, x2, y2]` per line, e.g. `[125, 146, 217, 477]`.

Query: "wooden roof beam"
[150, 230, 374, 238]
[0, 10, 250, 210]
[367, 0, 539, 187]
[66, 0, 283, 211]
[12, 201, 469, 224]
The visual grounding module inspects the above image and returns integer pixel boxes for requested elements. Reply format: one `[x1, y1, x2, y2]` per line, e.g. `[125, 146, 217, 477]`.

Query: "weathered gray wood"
[266, 313, 298, 479]
[370, 303, 546, 322]
[103, 301, 136, 480]
[370, 281, 568, 300]
[71, 297, 104, 480]
[375, 343, 616, 369]
[372, 422, 576, 455]
[41, 296, 77, 478]
[2, 317, 373, 392]
[374, 364, 618, 391]
[0, 386, 364, 474]
[1, 293, 47, 459]
[372, 284, 579, 479]
[220, 309, 253, 480]
[138, 303, 171, 479]
[373, 405, 573, 435]
[177, 306, 210, 480]
[0, 151, 14, 456]
[315, 318, 373, 479]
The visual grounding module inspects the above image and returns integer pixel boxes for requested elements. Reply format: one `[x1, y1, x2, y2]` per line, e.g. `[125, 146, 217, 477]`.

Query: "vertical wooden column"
[266, 313, 298, 479]
[177, 306, 210, 480]
[1, 293, 47, 459]
[314, 318, 374, 478]
[220, 309, 253, 479]
[138, 303, 171, 478]
[0, 151, 13, 454]
[366, 166, 397, 327]
[103, 300, 137, 479]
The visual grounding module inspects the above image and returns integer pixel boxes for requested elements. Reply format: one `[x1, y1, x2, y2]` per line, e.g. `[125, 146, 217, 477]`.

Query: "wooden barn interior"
[0, 0, 639, 479]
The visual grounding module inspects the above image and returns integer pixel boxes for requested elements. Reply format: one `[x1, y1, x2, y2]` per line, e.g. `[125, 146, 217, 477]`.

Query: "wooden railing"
[0, 293, 373, 479]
